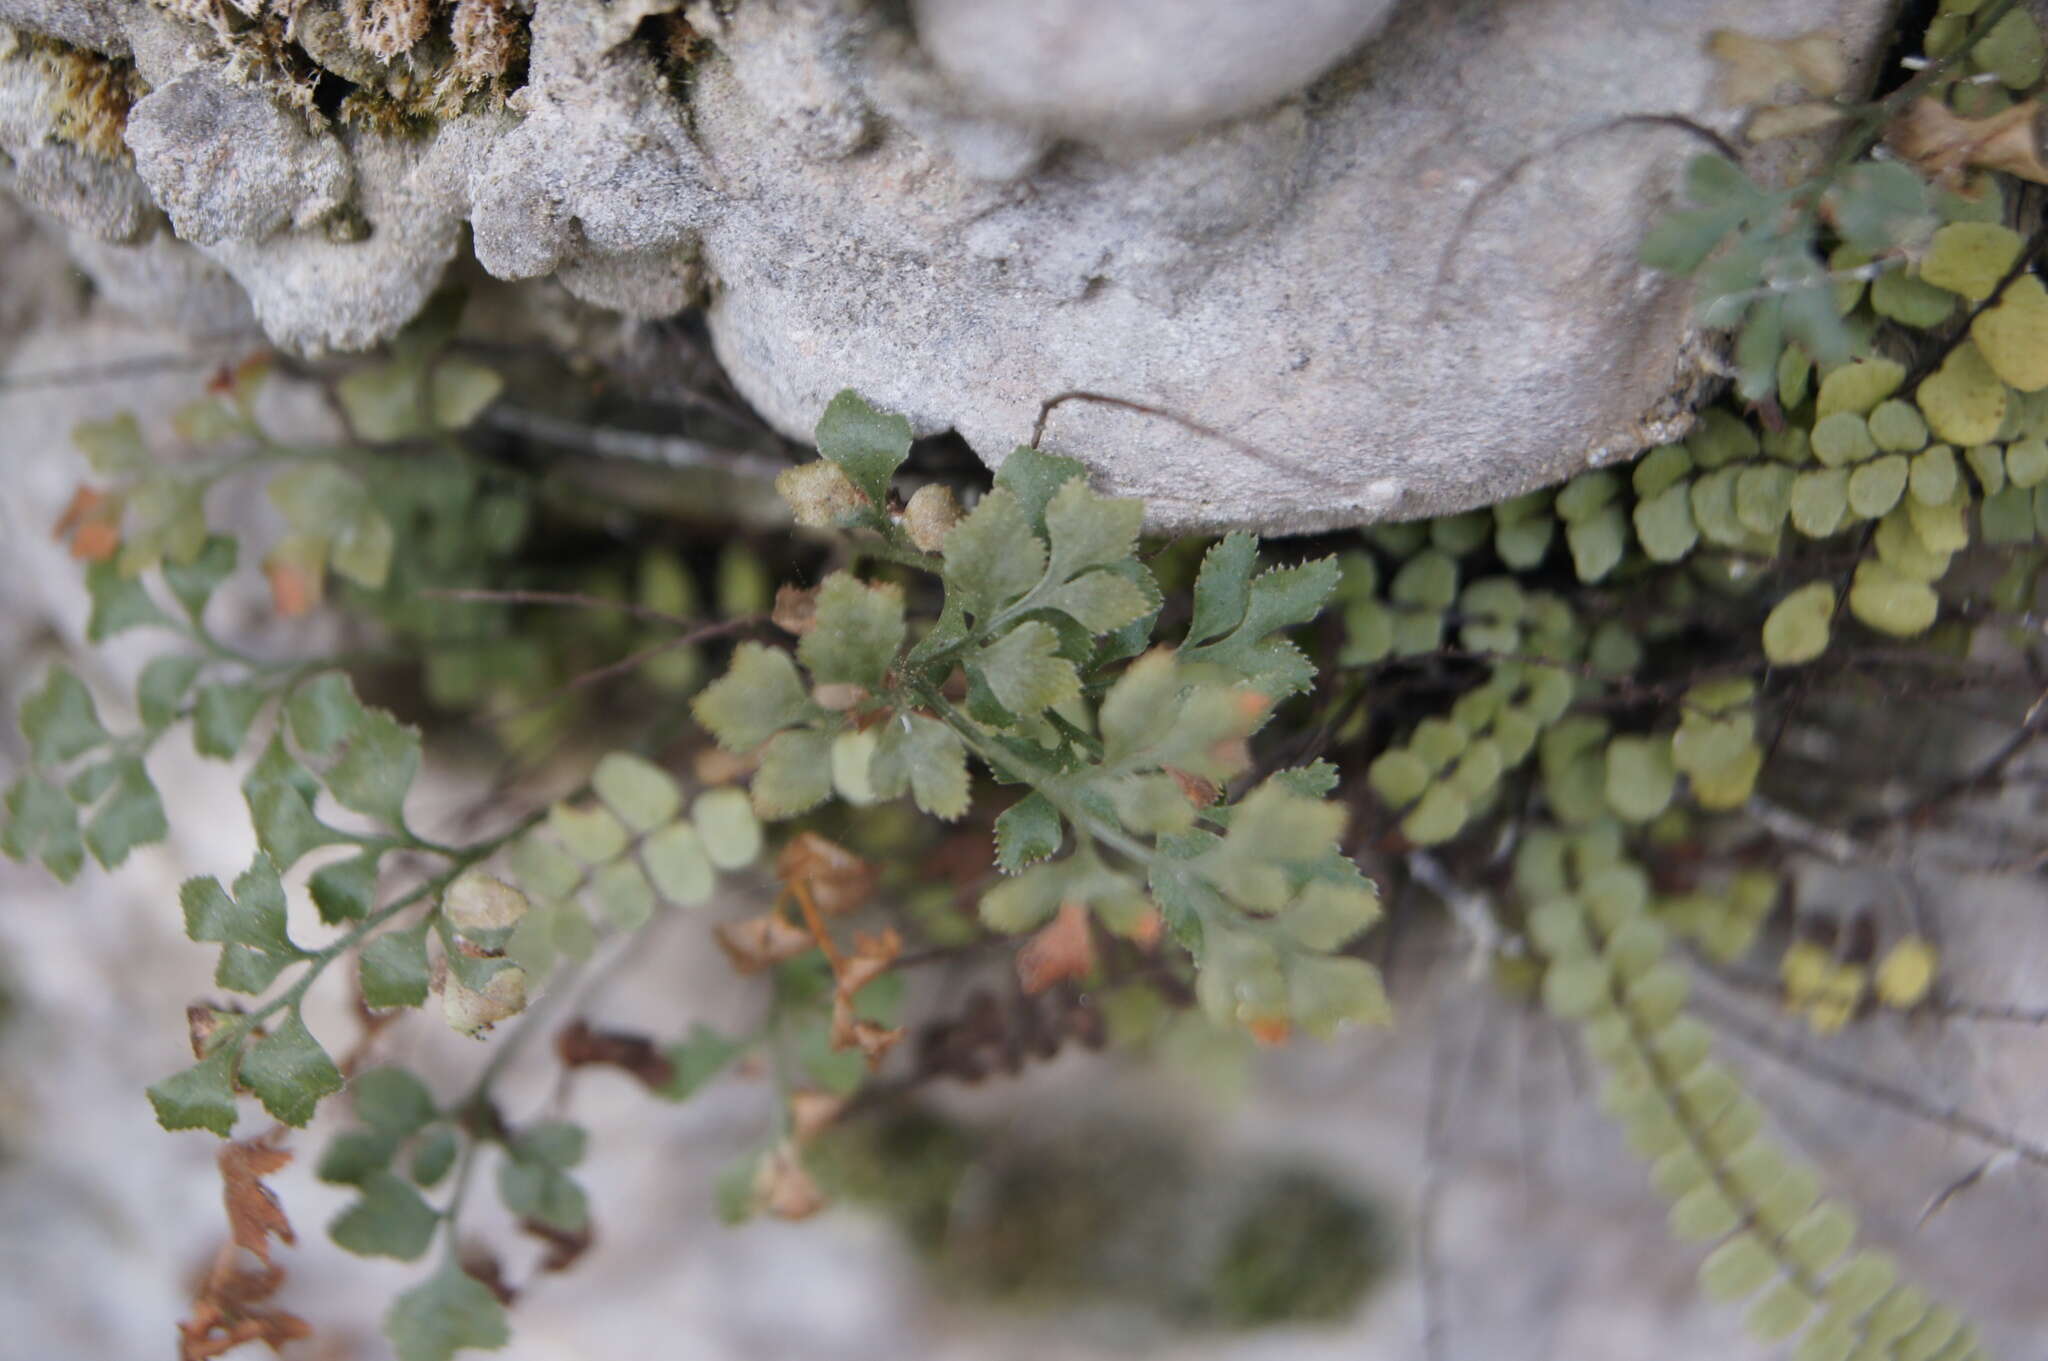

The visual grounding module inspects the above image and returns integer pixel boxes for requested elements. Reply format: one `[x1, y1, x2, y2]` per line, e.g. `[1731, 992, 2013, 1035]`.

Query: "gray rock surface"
[0, 0, 1900, 530]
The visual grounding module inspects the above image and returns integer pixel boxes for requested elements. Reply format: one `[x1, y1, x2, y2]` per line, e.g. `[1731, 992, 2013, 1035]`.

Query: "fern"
[1525, 825, 1987, 1360]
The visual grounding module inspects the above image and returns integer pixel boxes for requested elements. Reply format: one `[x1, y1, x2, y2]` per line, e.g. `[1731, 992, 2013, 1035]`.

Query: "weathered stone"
[0, 0, 1902, 529]
[124, 69, 351, 246]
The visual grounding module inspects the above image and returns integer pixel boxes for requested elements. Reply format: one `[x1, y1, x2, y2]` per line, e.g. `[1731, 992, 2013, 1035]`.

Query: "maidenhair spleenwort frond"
[1523, 824, 1989, 1361]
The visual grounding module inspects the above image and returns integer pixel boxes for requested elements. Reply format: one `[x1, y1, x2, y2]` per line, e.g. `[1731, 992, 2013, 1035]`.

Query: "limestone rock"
[124, 69, 351, 246]
[0, 0, 1903, 530]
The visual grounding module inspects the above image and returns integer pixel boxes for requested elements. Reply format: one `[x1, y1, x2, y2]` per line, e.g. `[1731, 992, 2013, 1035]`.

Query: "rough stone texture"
[124, 68, 352, 246]
[0, 0, 1902, 530]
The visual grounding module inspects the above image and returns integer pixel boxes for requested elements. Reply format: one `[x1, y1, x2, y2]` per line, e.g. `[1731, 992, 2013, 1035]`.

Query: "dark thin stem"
[1691, 987, 2048, 1170]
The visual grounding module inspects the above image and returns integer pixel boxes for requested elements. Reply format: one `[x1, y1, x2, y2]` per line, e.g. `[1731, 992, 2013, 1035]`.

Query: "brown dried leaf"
[754, 1141, 827, 1220]
[522, 1217, 595, 1274]
[554, 1018, 676, 1089]
[1015, 902, 1098, 995]
[837, 927, 902, 999]
[52, 485, 122, 561]
[218, 1139, 295, 1265]
[788, 1089, 849, 1144]
[715, 910, 815, 973]
[262, 539, 326, 618]
[1887, 97, 2048, 188]
[1708, 28, 1846, 107]
[1165, 766, 1220, 810]
[775, 831, 877, 917]
[1746, 102, 1847, 143]
[830, 992, 905, 1069]
[771, 583, 818, 635]
[178, 1251, 312, 1361]
[1247, 1016, 1294, 1047]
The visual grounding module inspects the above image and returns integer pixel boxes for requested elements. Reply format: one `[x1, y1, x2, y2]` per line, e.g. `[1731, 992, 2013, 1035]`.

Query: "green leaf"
[692, 643, 812, 751]
[1763, 582, 1836, 665]
[411, 1126, 459, 1187]
[591, 752, 682, 833]
[243, 736, 341, 869]
[77, 756, 164, 869]
[1367, 749, 1430, 807]
[593, 858, 656, 929]
[147, 1047, 240, 1137]
[192, 681, 268, 760]
[429, 356, 504, 430]
[508, 832, 582, 900]
[1401, 784, 1469, 845]
[162, 535, 237, 620]
[286, 672, 367, 759]
[1181, 556, 1341, 694]
[1286, 954, 1392, 1037]
[137, 656, 201, 731]
[1917, 341, 2008, 447]
[973, 621, 1080, 717]
[798, 573, 906, 689]
[1920, 222, 2022, 303]
[183, 854, 294, 953]
[693, 788, 763, 869]
[1, 775, 84, 881]
[1848, 560, 1939, 638]
[1848, 454, 1909, 519]
[339, 362, 428, 442]
[311, 850, 381, 923]
[318, 1129, 398, 1185]
[1185, 533, 1259, 645]
[1040, 567, 1157, 635]
[549, 800, 629, 863]
[1604, 736, 1676, 823]
[83, 559, 172, 641]
[943, 488, 1046, 623]
[361, 922, 432, 1008]
[331, 1170, 439, 1260]
[354, 1066, 438, 1134]
[1789, 468, 1850, 538]
[872, 712, 970, 819]
[1634, 482, 1699, 562]
[239, 1007, 344, 1127]
[814, 389, 912, 505]
[658, 1024, 744, 1101]
[995, 791, 1063, 872]
[498, 1155, 589, 1231]
[993, 443, 1089, 531]
[385, 1259, 510, 1361]
[331, 506, 395, 589]
[642, 820, 714, 905]
[74, 410, 150, 476]
[21, 667, 107, 766]
[324, 706, 420, 828]
[1567, 506, 1628, 583]
[1044, 477, 1143, 580]
[1701, 1233, 1777, 1302]
[751, 728, 835, 819]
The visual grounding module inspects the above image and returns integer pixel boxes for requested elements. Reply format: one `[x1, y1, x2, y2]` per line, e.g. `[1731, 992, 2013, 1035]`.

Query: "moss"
[21, 36, 147, 164]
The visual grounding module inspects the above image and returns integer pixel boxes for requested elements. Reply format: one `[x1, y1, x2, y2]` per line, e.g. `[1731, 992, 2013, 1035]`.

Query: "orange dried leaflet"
[51, 485, 121, 561]
[714, 910, 814, 972]
[775, 831, 876, 917]
[218, 1138, 295, 1264]
[178, 1252, 311, 1360]
[1015, 902, 1098, 995]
